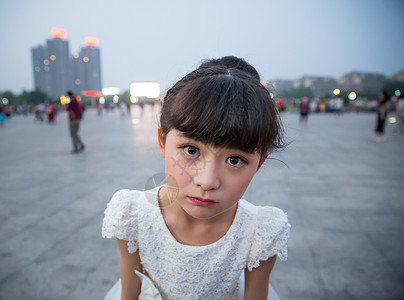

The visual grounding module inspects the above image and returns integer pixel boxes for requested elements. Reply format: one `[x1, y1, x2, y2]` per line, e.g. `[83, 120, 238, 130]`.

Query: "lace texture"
[102, 189, 140, 252]
[102, 189, 290, 300]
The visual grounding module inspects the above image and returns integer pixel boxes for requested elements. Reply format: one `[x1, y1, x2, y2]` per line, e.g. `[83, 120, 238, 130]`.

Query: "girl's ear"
[158, 128, 166, 158]
[256, 153, 268, 172]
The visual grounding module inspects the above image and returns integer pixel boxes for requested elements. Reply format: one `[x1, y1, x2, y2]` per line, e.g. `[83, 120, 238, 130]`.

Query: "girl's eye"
[182, 145, 200, 157]
[226, 156, 245, 167]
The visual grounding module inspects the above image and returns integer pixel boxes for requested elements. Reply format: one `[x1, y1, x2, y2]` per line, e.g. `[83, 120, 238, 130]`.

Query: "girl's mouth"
[188, 196, 217, 207]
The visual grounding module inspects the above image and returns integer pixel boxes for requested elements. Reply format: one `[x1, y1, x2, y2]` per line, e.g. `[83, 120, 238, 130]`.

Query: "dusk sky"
[1, 0, 403, 95]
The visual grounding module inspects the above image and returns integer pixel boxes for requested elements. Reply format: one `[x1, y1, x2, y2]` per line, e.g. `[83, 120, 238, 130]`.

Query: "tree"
[0, 91, 16, 104]
[25, 89, 49, 104]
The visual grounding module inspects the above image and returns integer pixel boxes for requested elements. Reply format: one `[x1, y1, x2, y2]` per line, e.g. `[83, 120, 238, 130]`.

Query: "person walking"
[299, 96, 310, 125]
[374, 90, 390, 142]
[67, 91, 85, 153]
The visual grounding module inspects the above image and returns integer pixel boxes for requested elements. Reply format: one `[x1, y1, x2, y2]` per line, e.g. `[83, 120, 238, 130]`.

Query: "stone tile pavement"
[0, 106, 403, 299]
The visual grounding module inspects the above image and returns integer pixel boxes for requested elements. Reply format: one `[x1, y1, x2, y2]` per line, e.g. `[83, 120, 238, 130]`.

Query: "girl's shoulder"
[239, 200, 291, 270]
[239, 199, 289, 228]
[101, 189, 146, 252]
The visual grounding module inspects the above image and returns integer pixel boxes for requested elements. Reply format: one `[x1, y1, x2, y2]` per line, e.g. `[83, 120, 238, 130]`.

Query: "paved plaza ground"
[0, 105, 403, 300]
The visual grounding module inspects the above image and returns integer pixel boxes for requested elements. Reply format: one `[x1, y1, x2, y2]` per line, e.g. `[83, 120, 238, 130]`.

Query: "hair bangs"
[162, 73, 279, 155]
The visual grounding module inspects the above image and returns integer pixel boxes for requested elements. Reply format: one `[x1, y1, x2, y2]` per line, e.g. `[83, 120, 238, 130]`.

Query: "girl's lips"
[188, 196, 217, 207]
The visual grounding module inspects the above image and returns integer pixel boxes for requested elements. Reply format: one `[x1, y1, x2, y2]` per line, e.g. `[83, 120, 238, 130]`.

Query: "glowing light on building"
[82, 90, 101, 97]
[50, 55, 56, 61]
[2, 98, 9, 105]
[85, 36, 99, 47]
[102, 88, 121, 95]
[83, 56, 89, 63]
[130, 96, 137, 103]
[73, 53, 79, 59]
[113, 95, 119, 103]
[50, 27, 67, 39]
[130, 82, 160, 98]
[395, 90, 401, 97]
[99, 97, 105, 104]
[333, 89, 341, 95]
[75, 79, 80, 85]
[44, 59, 50, 65]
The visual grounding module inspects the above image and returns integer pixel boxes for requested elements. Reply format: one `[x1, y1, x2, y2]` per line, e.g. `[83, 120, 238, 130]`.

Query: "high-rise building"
[32, 45, 51, 96]
[338, 72, 385, 94]
[32, 29, 102, 99]
[294, 76, 337, 97]
[390, 70, 404, 83]
[46, 35, 70, 99]
[74, 37, 102, 93]
[268, 79, 294, 95]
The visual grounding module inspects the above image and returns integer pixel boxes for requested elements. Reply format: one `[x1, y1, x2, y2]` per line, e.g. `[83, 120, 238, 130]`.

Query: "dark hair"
[379, 90, 390, 101]
[67, 91, 74, 97]
[199, 56, 261, 81]
[160, 64, 284, 157]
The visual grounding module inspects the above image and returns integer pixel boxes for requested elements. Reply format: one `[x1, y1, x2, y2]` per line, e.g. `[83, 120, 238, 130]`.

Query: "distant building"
[268, 79, 294, 95]
[32, 45, 51, 96]
[32, 29, 102, 99]
[46, 37, 71, 99]
[294, 76, 337, 97]
[390, 70, 404, 83]
[338, 72, 385, 94]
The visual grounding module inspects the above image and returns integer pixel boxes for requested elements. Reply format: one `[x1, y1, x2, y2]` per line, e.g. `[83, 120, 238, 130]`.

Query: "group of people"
[374, 90, 404, 141]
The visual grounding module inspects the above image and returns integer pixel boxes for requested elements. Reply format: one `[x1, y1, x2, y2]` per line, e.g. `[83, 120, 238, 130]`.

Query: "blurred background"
[0, 0, 403, 299]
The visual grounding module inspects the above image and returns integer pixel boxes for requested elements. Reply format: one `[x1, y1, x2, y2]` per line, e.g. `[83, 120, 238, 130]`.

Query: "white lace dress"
[102, 188, 290, 300]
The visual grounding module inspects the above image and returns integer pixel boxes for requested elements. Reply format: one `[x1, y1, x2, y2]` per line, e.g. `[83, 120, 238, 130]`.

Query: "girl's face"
[158, 129, 265, 220]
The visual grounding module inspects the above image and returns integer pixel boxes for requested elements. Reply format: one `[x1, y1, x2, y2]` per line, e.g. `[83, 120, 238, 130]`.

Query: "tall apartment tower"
[71, 37, 102, 94]
[32, 45, 51, 96]
[32, 28, 70, 99]
[32, 29, 102, 99]
[46, 36, 70, 98]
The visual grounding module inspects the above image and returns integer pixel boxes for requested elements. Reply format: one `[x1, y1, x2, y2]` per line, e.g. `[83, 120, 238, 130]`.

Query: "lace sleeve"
[246, 206, 291, 271]
[101, 189, 139, 253]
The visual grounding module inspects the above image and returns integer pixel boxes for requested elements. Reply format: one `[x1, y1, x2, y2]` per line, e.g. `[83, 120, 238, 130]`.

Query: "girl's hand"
[244, 255, 277, 300]
[117, 238, 142, 300]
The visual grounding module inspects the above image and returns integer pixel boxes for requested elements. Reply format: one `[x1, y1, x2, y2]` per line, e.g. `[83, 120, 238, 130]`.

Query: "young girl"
[102, 58, 291, 300]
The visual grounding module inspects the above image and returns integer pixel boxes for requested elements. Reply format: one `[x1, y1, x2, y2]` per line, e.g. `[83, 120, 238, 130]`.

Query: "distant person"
[310, 100, 317, 112]
[0, 107, 6, 126]
[276, 98, 285, 114]
[46, 103, 55, 123]
[119, 101, 126, 117]
[66, 91, 85, 153]
[374, 90, 390, 142]
[299, 96, 310, 125]
[335, 97, 343, 116]
[96, 101, 103, 116]
[126, 101, 131, 115]
[34, 104, 44, 122]
[395, 94, 404, 134]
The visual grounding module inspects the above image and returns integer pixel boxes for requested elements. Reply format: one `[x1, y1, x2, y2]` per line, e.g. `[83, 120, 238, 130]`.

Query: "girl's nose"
[193, 160, 220, 191]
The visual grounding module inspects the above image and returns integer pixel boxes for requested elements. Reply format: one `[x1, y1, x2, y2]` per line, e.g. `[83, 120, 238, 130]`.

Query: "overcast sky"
[1, 0, 403, 94]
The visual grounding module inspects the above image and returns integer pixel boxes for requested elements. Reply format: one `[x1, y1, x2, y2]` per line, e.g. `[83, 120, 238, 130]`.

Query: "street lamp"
[348, 92, 357, 101]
